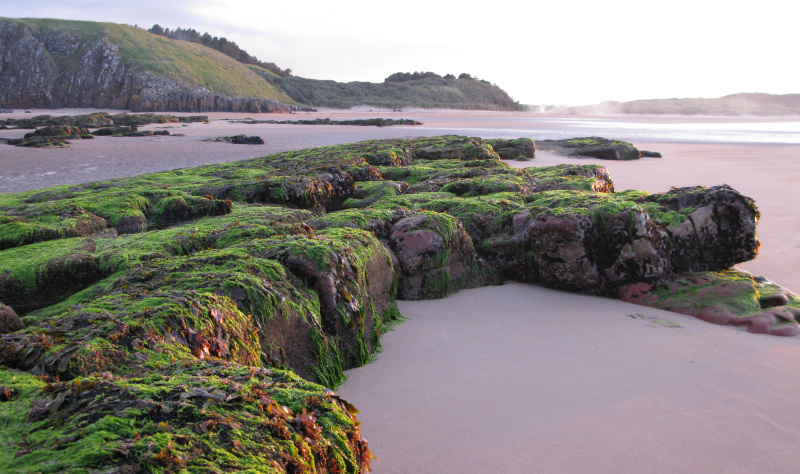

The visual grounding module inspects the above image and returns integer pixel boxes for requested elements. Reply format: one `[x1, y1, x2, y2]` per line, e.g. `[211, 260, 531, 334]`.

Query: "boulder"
[486, 138, 536, 161]
[640, 185, 760, 272]
[640, 150, 662, 158]
[538, 137, 641, 160]
[388, 211, 482, 299]
[0, 302, 21, 333]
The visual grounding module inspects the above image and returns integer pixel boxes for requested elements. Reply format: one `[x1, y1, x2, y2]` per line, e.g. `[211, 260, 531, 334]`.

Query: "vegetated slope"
[0, 17, 522, 111]
[0, 17, 293, 111]
[272, 74, 522, 110]
[547, 93, 800, 116]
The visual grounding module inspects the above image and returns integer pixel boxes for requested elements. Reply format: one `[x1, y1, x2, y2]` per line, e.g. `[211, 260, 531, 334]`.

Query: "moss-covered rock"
[619, 270, 800, 336]
[538, 137, 641, 160]
[0, 134, 766, 470]
[486, 138, 535, 161]
[0, 362, 371, 473]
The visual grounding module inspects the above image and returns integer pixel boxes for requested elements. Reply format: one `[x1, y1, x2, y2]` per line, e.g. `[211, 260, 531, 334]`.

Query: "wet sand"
[339, 283, 800, 473]
[3, 109, 800, 472]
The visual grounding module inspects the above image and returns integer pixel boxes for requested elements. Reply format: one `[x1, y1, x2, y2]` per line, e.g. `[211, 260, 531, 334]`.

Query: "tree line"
[148, 24, 292, 77]
[385, 72, 483, 83]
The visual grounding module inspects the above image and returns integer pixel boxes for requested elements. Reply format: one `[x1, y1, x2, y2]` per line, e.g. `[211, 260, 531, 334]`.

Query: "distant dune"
[542, 93, 800, 116]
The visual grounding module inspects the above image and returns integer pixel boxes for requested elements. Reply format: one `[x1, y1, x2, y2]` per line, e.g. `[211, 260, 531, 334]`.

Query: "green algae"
[0, 362, 370, 473]
[0, 134, 763, 472]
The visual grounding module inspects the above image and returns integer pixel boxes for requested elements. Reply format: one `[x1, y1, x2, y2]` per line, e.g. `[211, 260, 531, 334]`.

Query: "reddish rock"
[389, 211, 481, 299]
[618, 270, 800, 336]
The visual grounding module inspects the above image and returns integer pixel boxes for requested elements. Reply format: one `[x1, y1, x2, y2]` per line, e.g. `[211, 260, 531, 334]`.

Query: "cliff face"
[0, 19, 291, 113]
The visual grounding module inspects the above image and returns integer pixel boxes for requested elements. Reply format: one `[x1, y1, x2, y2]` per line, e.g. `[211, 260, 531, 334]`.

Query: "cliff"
[0, 18, 292, 112]
[0, 18, 523, 112]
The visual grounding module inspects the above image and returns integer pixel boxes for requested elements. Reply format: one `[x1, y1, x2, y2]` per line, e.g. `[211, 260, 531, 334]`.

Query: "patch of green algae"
[0, 362, 369, 473]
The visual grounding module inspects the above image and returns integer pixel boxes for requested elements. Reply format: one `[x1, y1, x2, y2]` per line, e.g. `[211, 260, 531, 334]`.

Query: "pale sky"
[2, 0, 797, 105]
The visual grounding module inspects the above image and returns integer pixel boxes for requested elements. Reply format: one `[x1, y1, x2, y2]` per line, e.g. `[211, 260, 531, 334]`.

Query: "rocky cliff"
[0, 18, 291, 112]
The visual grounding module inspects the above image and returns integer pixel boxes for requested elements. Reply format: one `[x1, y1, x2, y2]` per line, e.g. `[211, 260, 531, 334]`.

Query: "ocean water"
[425, 116, 800, 145]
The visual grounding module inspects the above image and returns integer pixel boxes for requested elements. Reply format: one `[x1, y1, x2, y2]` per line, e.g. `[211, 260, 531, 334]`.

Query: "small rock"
[640, 150, 662, 158]
[0, 302, 22, 333]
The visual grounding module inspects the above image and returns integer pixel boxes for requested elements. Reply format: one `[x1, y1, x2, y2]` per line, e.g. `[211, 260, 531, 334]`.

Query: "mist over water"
[427, 117, 800, 145]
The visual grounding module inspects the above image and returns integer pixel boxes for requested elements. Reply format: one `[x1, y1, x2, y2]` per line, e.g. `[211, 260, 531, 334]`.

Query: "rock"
[388, 211, 482, 299]
[486, 138, 536, 161]
[25, 125, 88, 137]
[639, 185, 760, 272]
[413, 136, 500, 161]
[640, 150, 662, 158]
[0, 363, 372, 472]
[230, 135, 265, 145]
[618, 270, 800, 336]
[205, 134, 265, 145]
[760, 293, 790, 308]
[0, 302, 21, 333]
[0, 133, 772, 472]
[538, 137, 641, 160]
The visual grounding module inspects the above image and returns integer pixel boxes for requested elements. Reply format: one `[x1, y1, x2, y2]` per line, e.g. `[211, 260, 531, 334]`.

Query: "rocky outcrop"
[486, 138, 536, 161]
[0, 20, 291, 113]
[619, 270, 800, 336]
[388, 211, 482, 299]
[0, 134, 766, 471]
[205, 134, 265, 144]
[538, 137, 641, 160]
[640, 185, 760, 272]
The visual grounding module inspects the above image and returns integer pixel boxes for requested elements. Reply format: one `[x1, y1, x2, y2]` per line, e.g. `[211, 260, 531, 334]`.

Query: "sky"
[2, 0, 798, 105]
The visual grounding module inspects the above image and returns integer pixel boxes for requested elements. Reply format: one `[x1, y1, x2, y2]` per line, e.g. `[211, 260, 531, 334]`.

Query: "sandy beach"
[2, 109, 799, 472]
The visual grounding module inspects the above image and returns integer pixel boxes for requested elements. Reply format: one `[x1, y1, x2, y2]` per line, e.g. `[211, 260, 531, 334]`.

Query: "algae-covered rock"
[486, 138, 535, 161]
[389, 211, 482, 299]
[619, 270, 800, 336]
[638, 184, 760, 272]
[0, 134, 766, 470]
[538, 137, 641, 160]
[0, 362, 371, 473]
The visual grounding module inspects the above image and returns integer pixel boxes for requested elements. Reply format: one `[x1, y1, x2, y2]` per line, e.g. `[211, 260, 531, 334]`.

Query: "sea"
[417, 115, 800, 145]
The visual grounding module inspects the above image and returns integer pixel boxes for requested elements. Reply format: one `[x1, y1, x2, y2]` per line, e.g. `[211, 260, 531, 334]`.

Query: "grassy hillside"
[3, 18, 521, 111]
[272, 75, 522, 110]
[6, 18, 293, 103]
